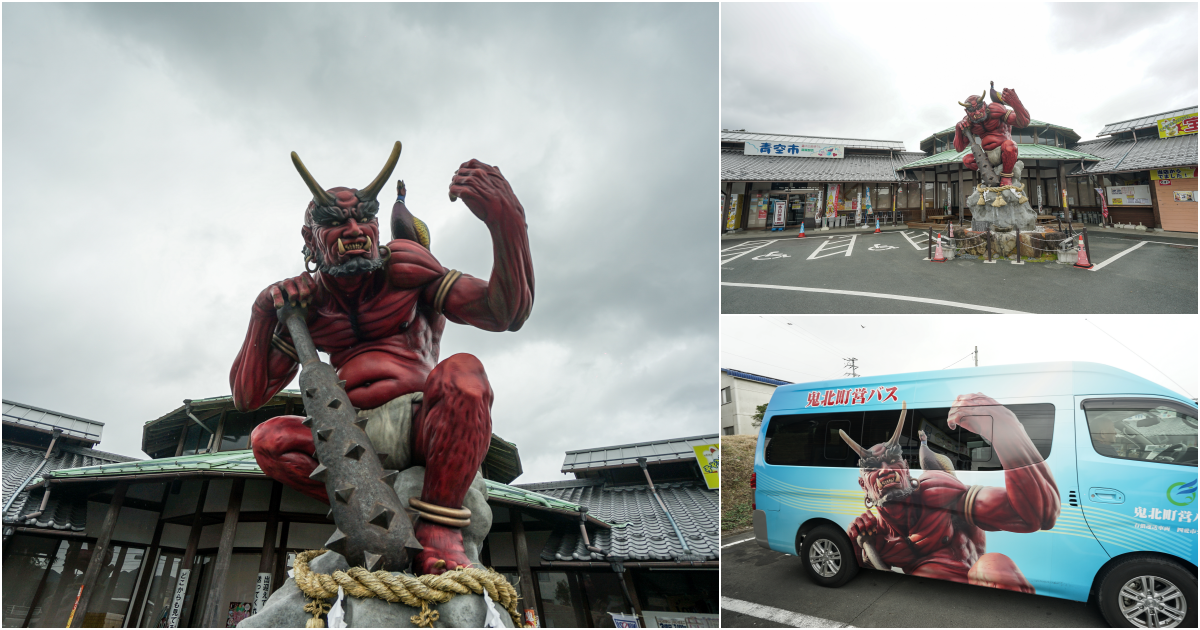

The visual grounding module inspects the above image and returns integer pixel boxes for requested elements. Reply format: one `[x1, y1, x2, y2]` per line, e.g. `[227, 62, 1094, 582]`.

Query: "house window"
[720, 387, 732, 405]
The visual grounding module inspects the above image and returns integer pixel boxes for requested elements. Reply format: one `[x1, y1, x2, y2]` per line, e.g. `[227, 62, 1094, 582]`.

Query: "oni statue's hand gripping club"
[276, 300, 421, 572]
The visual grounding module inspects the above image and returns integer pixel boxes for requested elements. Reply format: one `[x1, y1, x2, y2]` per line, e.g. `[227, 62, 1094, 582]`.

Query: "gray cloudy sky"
[723, 3, 1198, 147]
[723, 315, 1197, 401]
[3, 3, 718, 483]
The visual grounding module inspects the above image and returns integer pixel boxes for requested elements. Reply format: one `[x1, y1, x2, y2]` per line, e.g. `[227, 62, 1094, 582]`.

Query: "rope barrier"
[291, 549, 526, 628]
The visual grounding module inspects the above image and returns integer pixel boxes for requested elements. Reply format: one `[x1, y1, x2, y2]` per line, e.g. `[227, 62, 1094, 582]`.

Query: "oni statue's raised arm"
[953, 83, 1031, 186]
[230, 141, 533, 575]
[840, 395, 1059, 593]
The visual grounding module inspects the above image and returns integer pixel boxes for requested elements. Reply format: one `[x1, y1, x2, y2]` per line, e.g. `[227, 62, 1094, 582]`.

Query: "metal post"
[1082, 228, 1094, 267]
[985, 230, 995, 263]
[1013, 226, 1024, 265]
[927, 226, 933, 261]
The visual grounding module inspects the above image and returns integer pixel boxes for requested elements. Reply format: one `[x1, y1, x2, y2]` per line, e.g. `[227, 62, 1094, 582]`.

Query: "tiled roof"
[1099, 106, 1197, 136]
[3, 400, 105, 444]
[722, 149, 924, 183]
[721, 131, 904, 151]
[1069, 134, 1199, 175]
[921, 119, 1080, 145]
[721, 369, 791, 387]
[561, 435, 719, 473]
[521, 478, 719, 563]
[3, 442, 138, 529]
[897, 144, 1102, 170]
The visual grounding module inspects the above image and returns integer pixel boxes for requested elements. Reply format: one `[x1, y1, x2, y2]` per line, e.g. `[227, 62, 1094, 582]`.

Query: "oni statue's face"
[961, 93, 988, 123]
[840, 401, 915, 507]
[302, 189, 384, 277]
[856, 442, 914, 506]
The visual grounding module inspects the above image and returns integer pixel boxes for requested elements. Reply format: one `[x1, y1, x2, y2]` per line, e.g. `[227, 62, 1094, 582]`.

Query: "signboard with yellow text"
[693, 444, 719, 490]
[1150, 167, 1196, 180]
[1157, 113, 1198, 138]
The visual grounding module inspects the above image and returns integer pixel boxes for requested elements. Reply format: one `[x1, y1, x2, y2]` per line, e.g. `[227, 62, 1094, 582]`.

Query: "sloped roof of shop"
[23, 449, 603, 530]
[721, 368, 791, 387]
[561, 434, 718, 473]
[1099, 106, 1197, 136]
[3, 442, 138, 530]
[722, 149, 924, 182]
[3, 399, 106, 444]
[897, 144, 1102, 171]
[721, 130, 905, 151]
[141, 390, 305, 456]
[1069, 134, 1199, 175]
[920, 119, 1081, 148]
[518, 477, 719, 563]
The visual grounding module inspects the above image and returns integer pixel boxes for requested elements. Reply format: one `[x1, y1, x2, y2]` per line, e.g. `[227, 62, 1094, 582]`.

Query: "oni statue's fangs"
[953, 84, 1030, 186]
[231, 141, 533, 576]
[840, 395, 1060, 594]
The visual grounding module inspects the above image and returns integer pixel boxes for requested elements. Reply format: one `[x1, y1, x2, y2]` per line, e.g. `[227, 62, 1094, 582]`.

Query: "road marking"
[867, 243, 898, 251]
[1089, 240, 1147, 272]
[752, 251, 791, 261]
[807, 235, 857, 260]
[899, 230, 927, 250]
[721, 282, 1031, 314]
[722, 240, 773, 264]
[721, 597, 856, 628]
[721, 537, 755, 549]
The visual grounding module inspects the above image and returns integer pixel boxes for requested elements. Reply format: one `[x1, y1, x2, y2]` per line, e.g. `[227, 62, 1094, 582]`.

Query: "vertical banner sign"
[1096, 188, 1108, 221]
[827, 184, 841, 218]
[856, 192, 863, 223]
[167, 569, 191, 628]
[1037, 185, 1042, 212]
[524, 609, 540, 628]
[253, 573, 272, 615]
[725, 194, 739, 230]
[772, 200, 786, 228]
[865, 186, 873, 214]
[693, 444, 720, 490]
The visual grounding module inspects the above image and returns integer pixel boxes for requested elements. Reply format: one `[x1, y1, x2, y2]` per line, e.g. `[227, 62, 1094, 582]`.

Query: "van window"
[764, 403, 1054, 469]
[1083, 399, 1198, 467]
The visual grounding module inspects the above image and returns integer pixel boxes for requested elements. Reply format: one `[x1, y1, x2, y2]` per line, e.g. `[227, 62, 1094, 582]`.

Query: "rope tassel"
[992, 194, 1007, 207]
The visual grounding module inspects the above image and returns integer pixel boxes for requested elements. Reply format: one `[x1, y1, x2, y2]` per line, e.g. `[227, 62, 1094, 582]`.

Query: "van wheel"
[1097, 556, 1196, 628]
[800, 525, 859, 587]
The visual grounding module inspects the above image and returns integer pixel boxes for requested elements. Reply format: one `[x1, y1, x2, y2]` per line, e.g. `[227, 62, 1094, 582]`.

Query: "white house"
[720, 369, 792, 436]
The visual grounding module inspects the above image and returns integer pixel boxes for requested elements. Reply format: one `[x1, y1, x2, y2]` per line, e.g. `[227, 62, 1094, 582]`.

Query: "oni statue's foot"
[1000, 177, 1013, 186]
[413, 520, 472, 575]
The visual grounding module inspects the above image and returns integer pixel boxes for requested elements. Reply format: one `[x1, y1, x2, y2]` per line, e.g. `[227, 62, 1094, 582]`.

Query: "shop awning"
[897, 144, 1101, 171]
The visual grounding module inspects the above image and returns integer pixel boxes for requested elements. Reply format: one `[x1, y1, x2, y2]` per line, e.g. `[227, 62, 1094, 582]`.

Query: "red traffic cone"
[1073, 233, 1093, 268]
[873, 218, 881, 233]
[797, 223, 806, 238]
[932, 233, 947, 262]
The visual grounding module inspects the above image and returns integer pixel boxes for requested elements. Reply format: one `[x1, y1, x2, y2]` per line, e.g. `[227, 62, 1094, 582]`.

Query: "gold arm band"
[409, 498, 471, 520]
[963, 484, 985, 529]
[271, 333, 299, 362]
[432, 269, 463, 314]
[416, 511, 471, 528]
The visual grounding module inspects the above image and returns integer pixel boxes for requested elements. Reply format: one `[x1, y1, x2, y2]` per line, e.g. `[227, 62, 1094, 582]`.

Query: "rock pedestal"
[240, 467, 506, 628]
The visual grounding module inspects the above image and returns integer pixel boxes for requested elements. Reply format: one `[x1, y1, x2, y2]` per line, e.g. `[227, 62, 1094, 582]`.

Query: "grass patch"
[721, 434, 757, 532]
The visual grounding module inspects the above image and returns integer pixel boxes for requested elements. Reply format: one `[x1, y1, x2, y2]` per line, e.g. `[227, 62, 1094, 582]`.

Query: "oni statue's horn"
[291, 151, 337, 208]
[958, 101, 968, 107]
[357, 141, 402, 202]
[839, 429, 868, 458]
[886, 401, 908, 446]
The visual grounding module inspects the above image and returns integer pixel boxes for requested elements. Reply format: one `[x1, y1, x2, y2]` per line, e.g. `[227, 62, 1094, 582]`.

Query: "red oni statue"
[231, 142, 533, 575]
[840, 396, 1060, 593]
[952, 85, 1031, 185]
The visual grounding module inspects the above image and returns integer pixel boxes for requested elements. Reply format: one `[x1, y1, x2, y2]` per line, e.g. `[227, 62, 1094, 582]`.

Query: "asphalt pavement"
[720, 533, 1109, 628]
[720, 229, 1197, 314]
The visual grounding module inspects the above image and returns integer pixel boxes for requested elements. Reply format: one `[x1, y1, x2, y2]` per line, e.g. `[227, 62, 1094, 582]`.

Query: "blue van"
[752, 361, 1197, 628]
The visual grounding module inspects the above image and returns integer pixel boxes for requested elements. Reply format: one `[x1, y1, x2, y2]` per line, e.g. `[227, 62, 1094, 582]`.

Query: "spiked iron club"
[277, 301, 421, 572]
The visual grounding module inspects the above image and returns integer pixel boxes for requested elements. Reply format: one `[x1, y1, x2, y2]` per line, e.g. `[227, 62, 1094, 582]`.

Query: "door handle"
[1088, 487, 1126, 504]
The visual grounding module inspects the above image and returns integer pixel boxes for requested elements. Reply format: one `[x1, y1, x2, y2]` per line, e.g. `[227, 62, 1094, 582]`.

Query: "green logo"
[1167, 480, 1197, 507]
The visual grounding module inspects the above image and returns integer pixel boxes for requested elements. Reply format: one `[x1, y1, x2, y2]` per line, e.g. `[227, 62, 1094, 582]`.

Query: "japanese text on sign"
[743, 141, 844, 159]
[805, 386, 899, 408]
[1156, 113, 1198, 139]
[1150, 167, 1196, 180]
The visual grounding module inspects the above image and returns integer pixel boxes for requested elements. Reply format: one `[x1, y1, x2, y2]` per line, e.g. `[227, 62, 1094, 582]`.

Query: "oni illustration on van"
[751, 362, 1197, 629]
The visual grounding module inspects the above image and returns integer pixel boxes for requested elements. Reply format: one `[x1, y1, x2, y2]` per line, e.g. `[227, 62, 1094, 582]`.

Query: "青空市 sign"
[744, 141, 844, 159]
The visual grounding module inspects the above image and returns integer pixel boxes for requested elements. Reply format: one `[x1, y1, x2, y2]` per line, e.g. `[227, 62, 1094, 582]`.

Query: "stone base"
[951, 230, 1071, 260]
[240, 467, 499, 628]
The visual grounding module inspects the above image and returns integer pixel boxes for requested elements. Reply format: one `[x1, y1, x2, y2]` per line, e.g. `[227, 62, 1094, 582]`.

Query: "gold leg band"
[409, 498, 471, 520]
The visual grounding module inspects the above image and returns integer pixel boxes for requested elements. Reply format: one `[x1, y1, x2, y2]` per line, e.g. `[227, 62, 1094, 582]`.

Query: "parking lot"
[720, 532, 1108, 628]
[720, 229, 1198, 314]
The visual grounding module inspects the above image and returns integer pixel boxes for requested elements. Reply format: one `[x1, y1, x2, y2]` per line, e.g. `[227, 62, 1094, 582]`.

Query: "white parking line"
[722, 240, 774, 264]
[1088, 240, 1147, 272]
[721, 282, 1031, 314]
[899, 230, 927, 250]
[721, 537, 755, 549]
[807, 235, 857, 260]
[721, 597, 856, 628]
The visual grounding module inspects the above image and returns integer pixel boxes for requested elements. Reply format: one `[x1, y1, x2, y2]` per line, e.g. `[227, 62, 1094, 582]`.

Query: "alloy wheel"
[808, 538, 841, 578]
[1118, 574, 1187, 628]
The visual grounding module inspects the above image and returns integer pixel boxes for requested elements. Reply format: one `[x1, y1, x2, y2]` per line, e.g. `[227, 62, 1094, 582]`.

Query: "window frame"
[1081, 397, 1198, 467]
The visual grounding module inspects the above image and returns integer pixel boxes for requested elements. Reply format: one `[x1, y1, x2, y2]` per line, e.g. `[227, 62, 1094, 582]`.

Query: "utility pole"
[974, 346, 978, 367]
[843, 358, 859, 378]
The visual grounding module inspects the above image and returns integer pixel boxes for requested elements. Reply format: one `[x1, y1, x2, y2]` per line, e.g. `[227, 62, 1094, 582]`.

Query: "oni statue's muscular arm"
[230, 273, 322, 412]
[953, 117, 972, 152]
[998, 87, 1030, 128]
[948, 393, 1060, 533]
[427, 160, 533, 332]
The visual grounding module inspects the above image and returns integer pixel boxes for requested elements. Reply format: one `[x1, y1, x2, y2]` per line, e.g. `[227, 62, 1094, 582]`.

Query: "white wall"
[720, 372, 782, 435]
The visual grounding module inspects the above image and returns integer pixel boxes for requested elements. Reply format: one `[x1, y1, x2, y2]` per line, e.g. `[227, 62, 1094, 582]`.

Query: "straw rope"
[291, 549, 525, 628]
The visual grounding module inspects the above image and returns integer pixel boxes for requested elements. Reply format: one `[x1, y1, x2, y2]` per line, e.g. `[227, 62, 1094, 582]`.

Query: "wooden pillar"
[174, 424, 188, 457]
[166, 479, 210, 628]
[623, 570, 644, 620]
[272, 521, 291, 590]
[958, 164, 965, 222]
[130, 483, 171, 625]
[1150, 178, 1163, 228]
[1057, 162, 1068, 219]
[199, 478, 245, 628]
[254, 481, 283, 608]
[21, 539, 61, 627]
[96, 544, 129, 610]
[69, 481, 128, 627]
[509, 508, 538, 626]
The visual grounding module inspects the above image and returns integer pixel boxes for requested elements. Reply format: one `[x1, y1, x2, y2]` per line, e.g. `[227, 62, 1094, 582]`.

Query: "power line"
[1085, 318, 1194, 397]
[719, 351, 836, 381]
[942, 352, 974, 370]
